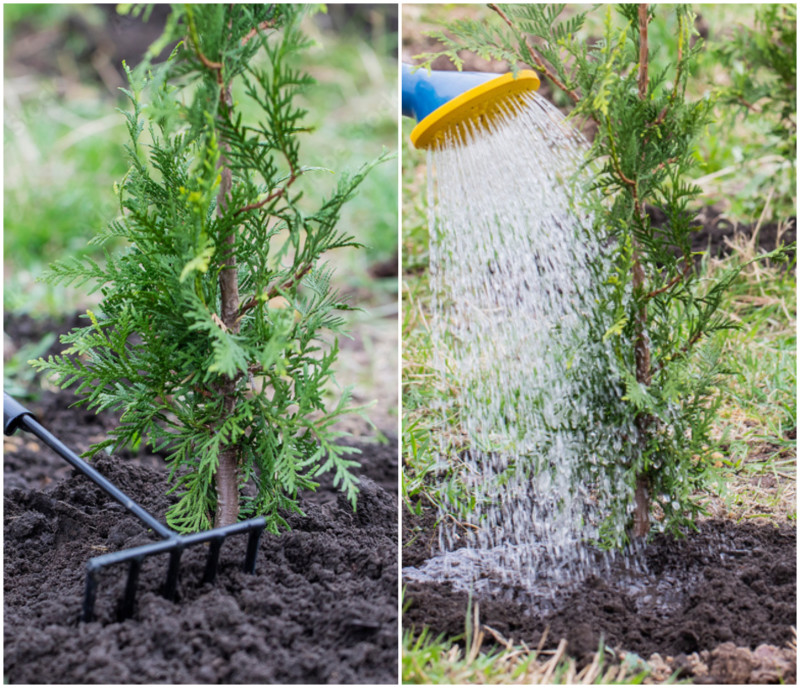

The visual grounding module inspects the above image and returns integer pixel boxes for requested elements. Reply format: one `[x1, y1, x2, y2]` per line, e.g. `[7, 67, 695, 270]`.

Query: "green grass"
[700, 235, 797, 522]
[4, 81, 130, 313]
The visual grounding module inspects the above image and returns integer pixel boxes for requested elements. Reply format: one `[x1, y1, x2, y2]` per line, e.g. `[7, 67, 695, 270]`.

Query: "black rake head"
[82, 516, 266, 622]
[4, 392, 266, 622]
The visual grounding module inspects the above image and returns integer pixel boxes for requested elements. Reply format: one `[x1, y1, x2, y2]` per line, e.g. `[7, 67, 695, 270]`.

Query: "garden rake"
[4, 392, 267, 622]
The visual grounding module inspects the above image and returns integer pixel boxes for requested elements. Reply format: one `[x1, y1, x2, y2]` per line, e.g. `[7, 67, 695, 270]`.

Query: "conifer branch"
[185, 10, 223, 74]
[650, 12, 684, 129]
[237, 262, 313, 321]
[637, 4, 649, 101]
[654, 156, 679, 172]
[606, 124, 638, 189]
[653, 329, 705, 373]
[736, 96, 762, 113]
[669, 12, 685, 106]
[488, 3, 580, 104]
[233, 163, 298, 217]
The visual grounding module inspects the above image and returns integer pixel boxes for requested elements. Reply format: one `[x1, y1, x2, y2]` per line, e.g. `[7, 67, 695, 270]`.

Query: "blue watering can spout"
[401, 63, 541, 149]
[402, 64, 501, 122]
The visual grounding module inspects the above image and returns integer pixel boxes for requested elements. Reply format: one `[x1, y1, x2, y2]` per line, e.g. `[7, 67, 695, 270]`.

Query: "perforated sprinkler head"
[401, 63, 540, 149]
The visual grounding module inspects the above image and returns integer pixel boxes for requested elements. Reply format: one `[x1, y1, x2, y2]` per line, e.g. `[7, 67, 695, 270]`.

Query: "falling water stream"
[405, 90, 647, 610]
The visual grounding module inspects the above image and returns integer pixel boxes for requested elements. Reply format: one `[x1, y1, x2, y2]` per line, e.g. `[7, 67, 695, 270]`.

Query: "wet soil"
[4, 316, 398, 684]
[403, 503, 796, 684]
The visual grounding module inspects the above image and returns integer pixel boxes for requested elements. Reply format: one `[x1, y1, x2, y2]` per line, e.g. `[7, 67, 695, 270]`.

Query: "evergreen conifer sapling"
[415, 3, 792, 543]
[34, 5, 389, 532]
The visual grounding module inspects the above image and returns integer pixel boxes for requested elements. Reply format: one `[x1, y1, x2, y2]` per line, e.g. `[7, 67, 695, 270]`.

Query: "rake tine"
[244, 523, 266, 574]
[164, 546, 184, 601]
[83, 567, 99, 623]
[203, 536, 226, 585]
[121, 556, 144, 620]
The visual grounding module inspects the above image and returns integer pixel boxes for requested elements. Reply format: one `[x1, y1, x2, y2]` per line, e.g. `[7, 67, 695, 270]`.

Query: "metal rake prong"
[164, 546, 184, 600]
[203, 536, 226, 585]
[83, 567, 99, 623]
[244, 523, 265, 573]
[121, 556, 144, 620]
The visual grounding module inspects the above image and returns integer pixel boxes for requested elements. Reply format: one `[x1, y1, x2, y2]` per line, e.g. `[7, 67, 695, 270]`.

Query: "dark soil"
[403, 503, 796, 684]
[4, 316, 398, 684]
[648, 205, 796, 268]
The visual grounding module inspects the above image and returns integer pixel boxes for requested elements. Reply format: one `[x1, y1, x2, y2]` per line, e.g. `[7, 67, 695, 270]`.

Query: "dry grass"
[403, 602, 655, 684]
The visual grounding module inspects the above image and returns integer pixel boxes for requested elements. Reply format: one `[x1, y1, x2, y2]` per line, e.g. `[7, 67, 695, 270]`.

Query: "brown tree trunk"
[213, 83, 241, 528]
[633, 475, 650, 538]
[214, 393, 240, 527]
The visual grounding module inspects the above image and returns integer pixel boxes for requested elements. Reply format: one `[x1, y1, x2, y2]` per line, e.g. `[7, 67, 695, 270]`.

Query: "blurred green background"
[4, 3, 398, 314]
[4, 3, 399, 431]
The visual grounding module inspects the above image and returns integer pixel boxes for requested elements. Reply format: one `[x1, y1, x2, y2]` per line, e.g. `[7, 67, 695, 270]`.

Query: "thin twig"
[241, 19, 277, 46]
[185, 8, 226, 102]
[736, 96, 762, 114]
[637, 4, 649, 100]
[650, 10, 685, 129]
[654, 329, 705, 373]
[654, 156, 679, 172]
[669, 11, 684, 105]
[644, 261, 692, 300]
[236, 262, 313, 321]
[488, 3, 580, 104]
[606, 120, 638, 188]
[196, 49, 223, 73]
[233, 169, 298, 217]
[233, 154, 298, 217]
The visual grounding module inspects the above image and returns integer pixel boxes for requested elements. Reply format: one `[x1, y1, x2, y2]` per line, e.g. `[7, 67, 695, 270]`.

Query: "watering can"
[401, 63, 540, 149]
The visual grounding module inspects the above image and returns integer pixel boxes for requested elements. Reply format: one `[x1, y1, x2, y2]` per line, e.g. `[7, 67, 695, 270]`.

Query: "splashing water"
[409, 90, 643, 606]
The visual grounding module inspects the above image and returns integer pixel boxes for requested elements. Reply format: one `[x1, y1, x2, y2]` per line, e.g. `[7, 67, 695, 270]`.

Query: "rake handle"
[4, 393, 173, 538]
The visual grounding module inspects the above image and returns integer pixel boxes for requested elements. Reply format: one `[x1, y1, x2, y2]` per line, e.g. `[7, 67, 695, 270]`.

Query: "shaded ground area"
[403, 504, 795, 684]
[648, 206, 796, 268]
[4, 316, 398, 685]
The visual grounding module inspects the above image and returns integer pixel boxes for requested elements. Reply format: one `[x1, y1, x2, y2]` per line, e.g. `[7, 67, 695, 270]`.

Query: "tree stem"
[214, 83, 241, 528]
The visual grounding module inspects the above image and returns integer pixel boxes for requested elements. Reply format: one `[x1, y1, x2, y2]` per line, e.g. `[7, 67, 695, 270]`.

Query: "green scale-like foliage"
[33, 4, 389, 533]
[415, 4, 792, 541]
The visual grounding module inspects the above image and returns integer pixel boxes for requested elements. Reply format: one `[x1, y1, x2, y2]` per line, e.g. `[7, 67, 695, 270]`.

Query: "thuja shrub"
[416, 4, 791, 542]
[33, 5, 388, 532]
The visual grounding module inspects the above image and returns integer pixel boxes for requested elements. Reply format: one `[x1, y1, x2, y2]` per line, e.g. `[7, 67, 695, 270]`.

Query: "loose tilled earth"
[4, 316, 398, 684]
